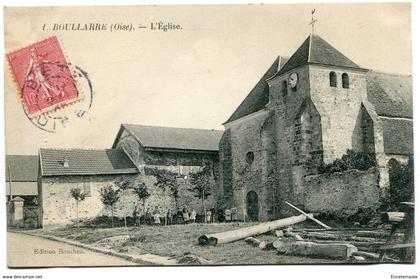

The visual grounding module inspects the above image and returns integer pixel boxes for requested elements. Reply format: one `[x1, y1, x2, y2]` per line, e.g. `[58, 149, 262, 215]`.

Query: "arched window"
[342, 73, 349, 89]
[329, 72, 337, 87]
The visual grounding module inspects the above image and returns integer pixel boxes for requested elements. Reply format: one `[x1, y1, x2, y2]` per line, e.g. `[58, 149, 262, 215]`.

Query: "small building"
[112, 124, 223, 217]
[38, 124, 224, 228]
[6, 155, 39, 201]
[5, 155, 39, 228]
[38, 148, 139, 228]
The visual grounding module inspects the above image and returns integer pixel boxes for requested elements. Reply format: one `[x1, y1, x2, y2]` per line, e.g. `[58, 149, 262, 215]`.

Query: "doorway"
[246, 191, 259, 222]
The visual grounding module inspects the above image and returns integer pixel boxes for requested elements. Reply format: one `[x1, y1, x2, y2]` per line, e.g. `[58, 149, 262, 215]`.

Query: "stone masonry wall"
[40, 175, 123, 229]
[309, 65, 368, 164]
[225, 109, 271, 221]
[268, 65, 312, 215]
[302, 167, 380, 215]
[40, 169, 218, 229]
[114, 127, 220, 217]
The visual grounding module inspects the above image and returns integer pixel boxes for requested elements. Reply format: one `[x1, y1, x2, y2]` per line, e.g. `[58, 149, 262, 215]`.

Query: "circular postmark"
[23, 62, 94, 133]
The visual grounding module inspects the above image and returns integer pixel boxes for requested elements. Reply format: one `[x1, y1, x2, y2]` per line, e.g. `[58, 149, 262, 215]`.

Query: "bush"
[316, 207, 379, 227]
[380, 157, 414, 211]
[318, 149, 377, 174]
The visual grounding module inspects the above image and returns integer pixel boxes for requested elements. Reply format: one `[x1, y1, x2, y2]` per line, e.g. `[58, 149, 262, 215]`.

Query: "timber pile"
[198, 202, 409, 262]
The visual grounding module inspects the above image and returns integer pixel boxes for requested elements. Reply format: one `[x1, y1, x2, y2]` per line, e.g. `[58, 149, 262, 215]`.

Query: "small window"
[342, 73, 349, 89]
[246, 152, 254, 165]
[329, 72, 337, 87]
[282, 80, 288, 97]
[83, 178, 91, 197]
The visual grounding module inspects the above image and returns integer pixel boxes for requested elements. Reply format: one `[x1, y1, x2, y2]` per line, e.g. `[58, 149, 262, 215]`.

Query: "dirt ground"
[39, 223, 347, 265]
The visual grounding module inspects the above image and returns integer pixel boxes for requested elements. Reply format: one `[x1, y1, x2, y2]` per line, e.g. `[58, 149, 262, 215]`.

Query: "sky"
[4, 3, 412, 155]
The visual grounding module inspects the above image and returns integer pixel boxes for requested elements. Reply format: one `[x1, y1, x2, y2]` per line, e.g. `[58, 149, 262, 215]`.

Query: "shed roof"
[114, 124, 223, 152]
[5, 155, 38, 182]
[40, 148, 139, 176]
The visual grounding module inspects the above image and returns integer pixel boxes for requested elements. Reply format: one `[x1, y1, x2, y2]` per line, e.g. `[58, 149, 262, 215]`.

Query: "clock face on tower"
[288, 72, 299, 89]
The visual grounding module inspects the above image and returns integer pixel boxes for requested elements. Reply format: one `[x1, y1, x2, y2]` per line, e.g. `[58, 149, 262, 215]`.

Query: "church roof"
[366, 71, 412, 118]
[381, 118, 413, 155]
[225, 35, 366, 124]
[224, 57, 280, 124]
[114, 124, 223, 152]
[40, 148, 139, 176]
[275, 35, 363, 77]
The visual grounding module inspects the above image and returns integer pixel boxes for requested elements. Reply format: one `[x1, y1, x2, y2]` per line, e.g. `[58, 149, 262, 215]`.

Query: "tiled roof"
[381, 118, 413, 155]
[367, 71, 412, 118]
[224, 57, 280, 123]
[5, 155, 38, 181]
[40, 149, 139, 176]
[226, 35, 365, 123]
[119, 124, 223, 152]
[276, 35, 362, 76]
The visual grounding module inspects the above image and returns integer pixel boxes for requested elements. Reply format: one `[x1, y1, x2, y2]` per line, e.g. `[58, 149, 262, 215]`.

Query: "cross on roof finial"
[309, 9, 317, 35]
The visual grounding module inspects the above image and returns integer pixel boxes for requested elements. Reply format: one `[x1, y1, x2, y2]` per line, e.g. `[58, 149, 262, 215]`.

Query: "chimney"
[63, 156, 69, 168]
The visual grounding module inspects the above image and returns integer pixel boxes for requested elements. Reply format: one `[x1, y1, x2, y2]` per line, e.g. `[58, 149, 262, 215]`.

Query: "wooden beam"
[273, 240, 357, 259]
[199, 214, 309, 246]
[285, 201, 332, 229]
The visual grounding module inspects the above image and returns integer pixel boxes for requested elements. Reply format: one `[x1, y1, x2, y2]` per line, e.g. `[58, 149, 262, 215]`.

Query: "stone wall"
[302, 167, 380, 215]
[268, 65, 313, 215]
[40, 168, 219, 228]
[224, 109, 272, 221]
[309, 65, 369, 163]
[110, 127, 221, 214]
[40, 175, 124, 228]
[220, 129, 233, 205]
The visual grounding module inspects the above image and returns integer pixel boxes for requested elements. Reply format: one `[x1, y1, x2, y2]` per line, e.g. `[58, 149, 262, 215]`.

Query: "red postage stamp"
[7, 36, 80, 116]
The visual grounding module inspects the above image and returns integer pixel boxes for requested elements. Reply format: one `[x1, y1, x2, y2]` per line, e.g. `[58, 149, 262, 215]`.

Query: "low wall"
[302, 167, 380, 215]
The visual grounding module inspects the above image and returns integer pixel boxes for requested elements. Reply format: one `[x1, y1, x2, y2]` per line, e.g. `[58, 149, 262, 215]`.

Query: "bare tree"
[70, 187, 87, 229]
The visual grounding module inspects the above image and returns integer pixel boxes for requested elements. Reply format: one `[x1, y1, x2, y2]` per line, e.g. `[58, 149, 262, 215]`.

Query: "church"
[219, 34, 412, 222]
[7, 33, 412, 229]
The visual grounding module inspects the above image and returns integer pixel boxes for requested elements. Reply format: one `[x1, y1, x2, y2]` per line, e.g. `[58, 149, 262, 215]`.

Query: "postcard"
[3, 3, 414, 267]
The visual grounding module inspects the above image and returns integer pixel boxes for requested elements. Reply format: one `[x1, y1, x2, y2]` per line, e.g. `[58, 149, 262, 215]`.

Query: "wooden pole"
[285, 201, 331, 229]
[8, 165, 13, 201]
[199, 214, 309, 246]
[242, 187, 246, 222]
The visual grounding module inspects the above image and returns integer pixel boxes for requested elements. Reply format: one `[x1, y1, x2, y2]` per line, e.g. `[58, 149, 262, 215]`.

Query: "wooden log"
[308, 239, 385, 252]
[356, 231, 388, 238]
[285, 201, 332, 229]
[349, 236, 378, 242]
[381, 212, 406, 223]
[273, 240, 357, 259]
[303, 232, 342, 241]
[293, 234, 304, 241]
[259, 241, 267, 250]
[274, 230, 284, 237]
[245, 237, 261, 247]
[352, 255, 366, 261]
[352, 251, 380, 260]
[198, 214, 309, 246]
[378, 243, 415, 250]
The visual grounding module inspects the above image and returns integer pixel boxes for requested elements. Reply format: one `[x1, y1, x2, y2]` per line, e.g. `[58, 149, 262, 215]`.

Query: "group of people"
[132, 206, 240, 226]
